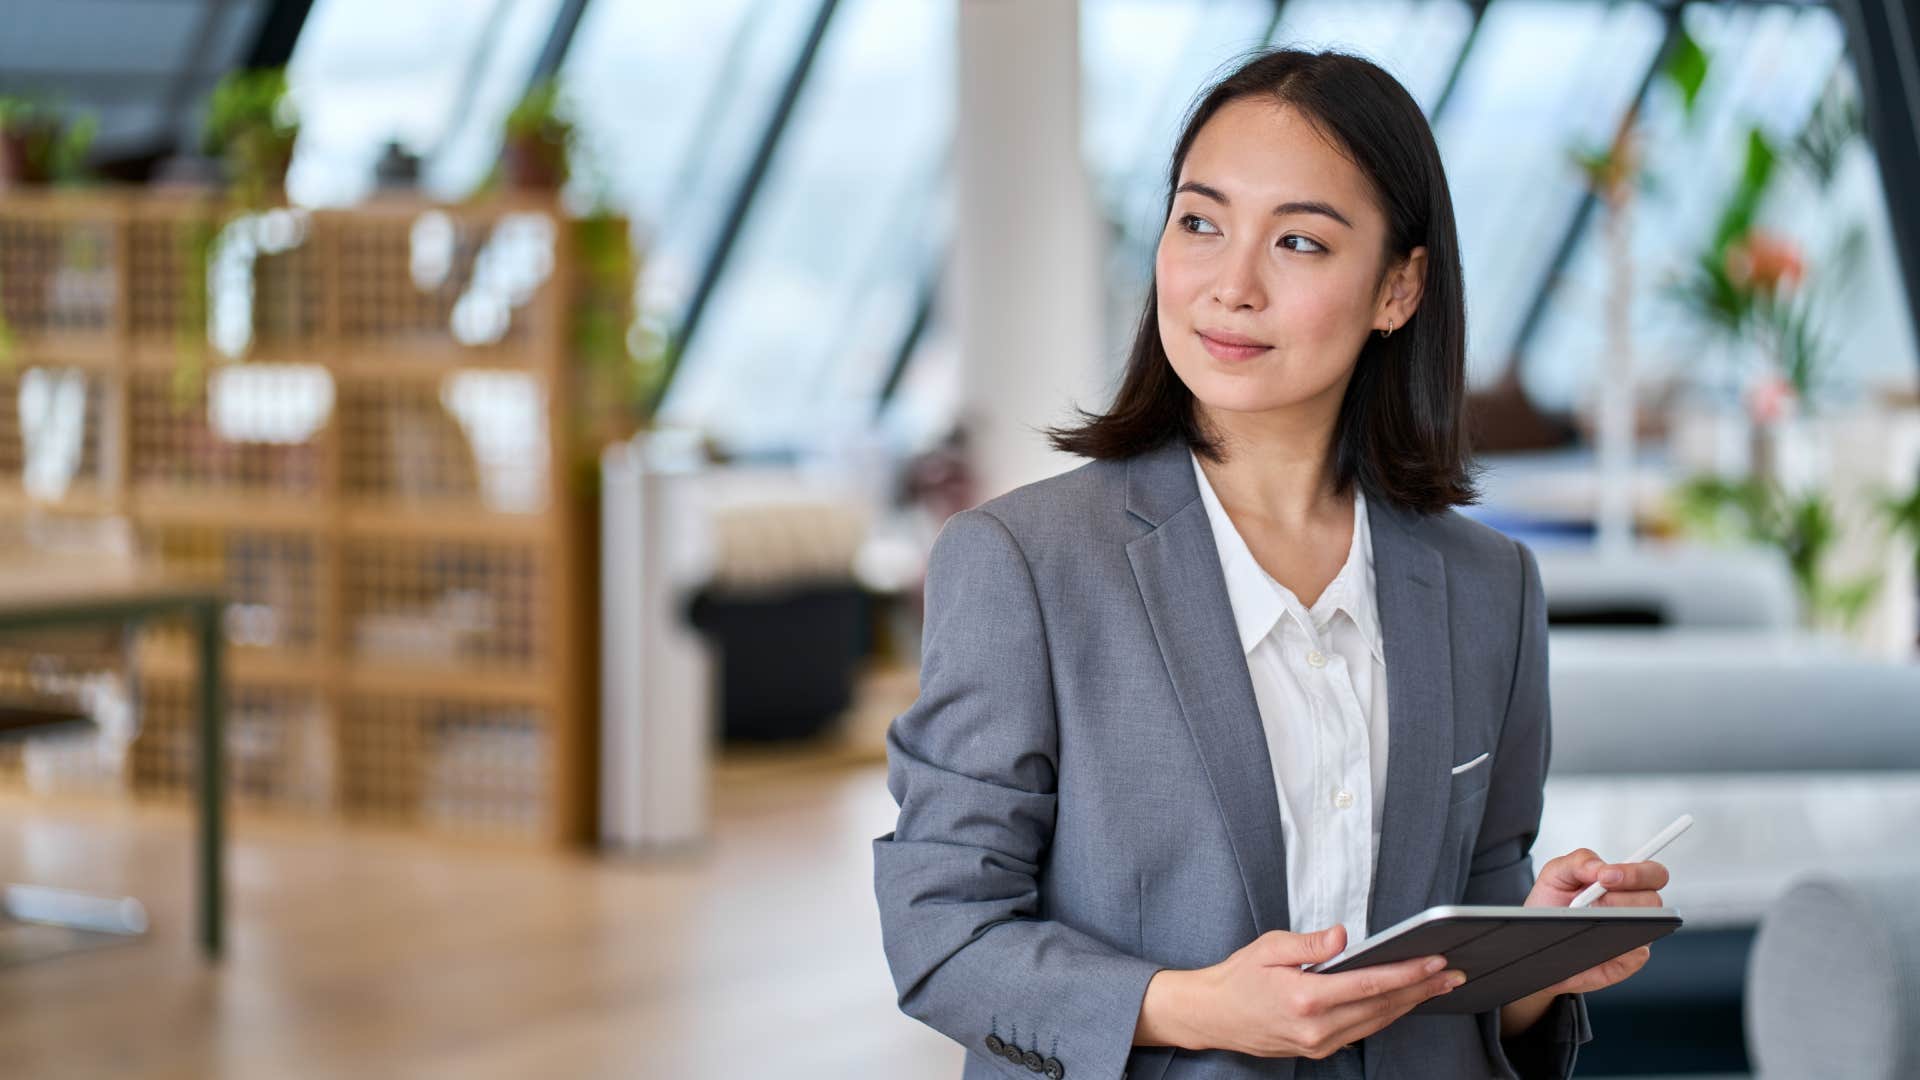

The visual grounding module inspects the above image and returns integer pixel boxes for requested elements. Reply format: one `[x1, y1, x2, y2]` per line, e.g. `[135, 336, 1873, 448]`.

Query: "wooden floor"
[0, 755, 960, 1079]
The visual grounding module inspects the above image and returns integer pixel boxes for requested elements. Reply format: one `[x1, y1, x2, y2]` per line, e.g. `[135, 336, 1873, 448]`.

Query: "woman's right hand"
[1136, 925, 1466, 1058]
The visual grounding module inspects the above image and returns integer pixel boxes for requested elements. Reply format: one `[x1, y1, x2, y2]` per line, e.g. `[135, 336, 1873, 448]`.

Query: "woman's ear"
[1379, 245, 1428, 329]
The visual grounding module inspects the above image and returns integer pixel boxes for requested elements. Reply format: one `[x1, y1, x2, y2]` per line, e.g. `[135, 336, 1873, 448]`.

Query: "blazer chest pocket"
[1447, 751, 1491, 806]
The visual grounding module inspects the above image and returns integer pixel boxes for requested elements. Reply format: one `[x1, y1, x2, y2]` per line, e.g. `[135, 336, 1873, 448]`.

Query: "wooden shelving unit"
[0, 189, 610, 845]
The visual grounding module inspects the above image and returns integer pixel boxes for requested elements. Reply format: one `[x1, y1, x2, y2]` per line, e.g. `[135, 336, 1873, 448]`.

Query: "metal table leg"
[195, 597, 224, 960]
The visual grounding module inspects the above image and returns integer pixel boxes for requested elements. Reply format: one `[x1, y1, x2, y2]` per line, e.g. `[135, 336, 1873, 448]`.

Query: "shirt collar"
[1190, 450, 1384, 664]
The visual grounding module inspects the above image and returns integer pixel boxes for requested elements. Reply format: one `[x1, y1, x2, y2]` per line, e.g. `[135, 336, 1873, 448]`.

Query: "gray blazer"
[873, 435, 1593, 1080]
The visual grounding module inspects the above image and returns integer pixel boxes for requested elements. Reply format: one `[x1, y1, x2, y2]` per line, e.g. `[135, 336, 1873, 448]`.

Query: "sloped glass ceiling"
[0, 0, 270, 162]
[653, 0, 956, 454]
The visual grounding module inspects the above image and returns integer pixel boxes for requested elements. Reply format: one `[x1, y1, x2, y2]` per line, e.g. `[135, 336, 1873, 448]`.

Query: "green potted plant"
[1671, 474, 1881, 630]
[171, 213, 218, 404]
[1666, 71, 1868, 427]
[202, 69, 299, 206]
[0, 96, 96, 188]
[569, 210, 668, 476]
[0, 96, 98, 371]
[1654, 64, 1896, 637]
[501, 79, 574, 191]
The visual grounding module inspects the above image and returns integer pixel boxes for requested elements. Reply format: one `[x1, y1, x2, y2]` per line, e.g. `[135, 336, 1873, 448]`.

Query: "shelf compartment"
[340, 691, 549, 838]
[342, 536, 543, 672]
[129, 365, 329, 499]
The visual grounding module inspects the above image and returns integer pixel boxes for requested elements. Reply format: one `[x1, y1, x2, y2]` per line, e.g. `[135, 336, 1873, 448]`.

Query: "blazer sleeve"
[872, 507, 1163, 1080]
[1465, 537, 1595, 1080]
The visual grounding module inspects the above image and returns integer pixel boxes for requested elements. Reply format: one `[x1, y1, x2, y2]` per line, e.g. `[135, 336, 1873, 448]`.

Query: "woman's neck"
[1194, 402, 1348, 530]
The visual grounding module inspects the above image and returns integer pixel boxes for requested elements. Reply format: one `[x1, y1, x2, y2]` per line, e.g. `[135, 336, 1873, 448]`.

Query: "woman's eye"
[1175, 216, 1320, 252]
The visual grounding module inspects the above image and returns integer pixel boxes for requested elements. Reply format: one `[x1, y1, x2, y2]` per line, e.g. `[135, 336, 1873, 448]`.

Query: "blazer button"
[1022, 1049, 1044, 1070]
[984, 1034, 1004, 1055]
[1002, 1042, 1023, 1062]
[1044, 1057, 1065, 1079]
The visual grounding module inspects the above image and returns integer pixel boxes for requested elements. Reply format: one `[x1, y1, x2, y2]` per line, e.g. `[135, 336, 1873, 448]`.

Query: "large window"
[559, 0, 822, 322]
[286, 0, 564, 206]
[654, 0, 956, 454]
[1267, 0, 1472, 113]
[267, 0, 1915, 455]
[1082, 0, 1278, 374]
[1434, 0, 1669, 387]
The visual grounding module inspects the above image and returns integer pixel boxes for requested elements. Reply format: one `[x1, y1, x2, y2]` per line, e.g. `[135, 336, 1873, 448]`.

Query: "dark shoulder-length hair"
[1048, 47, 1478, 515]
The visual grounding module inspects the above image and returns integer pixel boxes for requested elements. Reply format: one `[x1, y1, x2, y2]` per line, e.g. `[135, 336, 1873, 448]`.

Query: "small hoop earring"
[1378, 318, 1394, 339]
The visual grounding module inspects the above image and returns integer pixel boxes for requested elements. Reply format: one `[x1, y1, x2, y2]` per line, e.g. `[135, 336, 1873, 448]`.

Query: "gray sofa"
[1535, 546, 1800, 632]
[1535, 624, 1920, 1077]
[1745, 866, 1920, 1079]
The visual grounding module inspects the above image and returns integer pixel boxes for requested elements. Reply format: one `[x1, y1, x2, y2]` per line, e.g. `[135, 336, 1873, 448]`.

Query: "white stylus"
[1568, 813, 1693, 909]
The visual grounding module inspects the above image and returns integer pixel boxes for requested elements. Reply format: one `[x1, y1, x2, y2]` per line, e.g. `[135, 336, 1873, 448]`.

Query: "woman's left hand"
[1521, 847, 1669, 996]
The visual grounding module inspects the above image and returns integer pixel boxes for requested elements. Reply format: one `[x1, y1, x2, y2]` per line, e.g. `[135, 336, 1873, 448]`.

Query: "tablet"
[1303, 905, 1683, 1015]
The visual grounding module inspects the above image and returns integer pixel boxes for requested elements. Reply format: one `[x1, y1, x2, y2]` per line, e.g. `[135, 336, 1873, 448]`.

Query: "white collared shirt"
[1191, 451, 1390, 946]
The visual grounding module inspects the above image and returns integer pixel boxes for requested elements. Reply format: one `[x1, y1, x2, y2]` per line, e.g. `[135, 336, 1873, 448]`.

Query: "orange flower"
[1725, 229, 1805, 293]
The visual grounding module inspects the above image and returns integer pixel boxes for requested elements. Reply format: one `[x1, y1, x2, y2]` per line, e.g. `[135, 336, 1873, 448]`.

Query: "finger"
[1307, 954, 1448, 1009]
[1557, 945, 1652, 995]
[1319, 965, 1464, 1039]
[1261, 926, 1347, 967]
[1537, 848, 1603, 890]
[1585, 945, 1653, 989]
[1597, 860, 1670, 891]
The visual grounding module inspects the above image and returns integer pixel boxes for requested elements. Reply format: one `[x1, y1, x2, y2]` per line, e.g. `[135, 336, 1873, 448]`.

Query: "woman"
[873, 49, 1667, 1080]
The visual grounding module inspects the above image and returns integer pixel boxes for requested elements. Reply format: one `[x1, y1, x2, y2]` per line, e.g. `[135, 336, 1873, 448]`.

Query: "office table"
[1535, 770, 1920, 1074]
[0, 563, 225, 959]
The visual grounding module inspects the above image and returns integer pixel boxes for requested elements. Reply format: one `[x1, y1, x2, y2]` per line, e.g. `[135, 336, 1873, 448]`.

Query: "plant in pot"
[0, 96, 96, 189]
[1668, 134, 1823, 477]
[0, 97, 97, 371]
[1660, 69, 1878, 633]
[1671, 474, 1880, 630]
[569, 208, 671, 489]
[189, 68, 309, 396]
[170, 213, 219, 406]
[501, 79, 574, 191]
[1665, 73, 1868, 473]
[202, 68, 299, 207]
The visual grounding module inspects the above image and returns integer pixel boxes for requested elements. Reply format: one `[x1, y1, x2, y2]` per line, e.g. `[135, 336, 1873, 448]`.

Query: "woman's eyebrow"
[1174, 181, 1354, 229]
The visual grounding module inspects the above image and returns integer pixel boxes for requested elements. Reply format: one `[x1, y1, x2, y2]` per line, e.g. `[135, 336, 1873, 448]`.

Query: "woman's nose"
[1210, 242, 1266, 310]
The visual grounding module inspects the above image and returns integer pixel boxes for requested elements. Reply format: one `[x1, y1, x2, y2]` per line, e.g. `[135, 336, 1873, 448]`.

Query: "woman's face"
[1155, 97, 1424, 426]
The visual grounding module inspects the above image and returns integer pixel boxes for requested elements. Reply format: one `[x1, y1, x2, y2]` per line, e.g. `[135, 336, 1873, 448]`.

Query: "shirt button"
[1306, 650, 1327, 668]
[1334, 789, 1354, 809]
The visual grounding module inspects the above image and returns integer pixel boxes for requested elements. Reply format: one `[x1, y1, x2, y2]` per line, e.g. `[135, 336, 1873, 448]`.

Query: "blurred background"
[0, 0, 1917, 1077]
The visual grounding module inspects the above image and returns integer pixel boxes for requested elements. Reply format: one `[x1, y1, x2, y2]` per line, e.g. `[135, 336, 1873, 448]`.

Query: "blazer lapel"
[1364, 499, 1455, 938]
[1122, 438, 1457, 947]
[1124, 439, 1291, 935]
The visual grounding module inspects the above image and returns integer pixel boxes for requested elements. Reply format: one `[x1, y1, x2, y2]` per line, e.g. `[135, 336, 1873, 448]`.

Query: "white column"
[954, 0, 1109, 502]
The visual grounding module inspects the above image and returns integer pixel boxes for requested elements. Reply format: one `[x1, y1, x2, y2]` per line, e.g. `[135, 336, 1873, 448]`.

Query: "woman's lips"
[1197, 330, 1271, 361]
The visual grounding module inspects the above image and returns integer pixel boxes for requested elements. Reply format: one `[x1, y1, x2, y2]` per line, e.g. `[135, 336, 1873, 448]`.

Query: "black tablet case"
[1308, 907, 1683, 1014]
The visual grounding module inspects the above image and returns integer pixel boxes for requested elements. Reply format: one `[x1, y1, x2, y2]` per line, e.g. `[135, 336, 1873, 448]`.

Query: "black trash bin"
[686, 582, 871, 743]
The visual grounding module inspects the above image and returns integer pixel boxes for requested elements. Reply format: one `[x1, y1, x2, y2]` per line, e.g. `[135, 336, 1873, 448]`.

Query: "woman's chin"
[1189, 380, 1301, 417]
